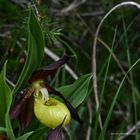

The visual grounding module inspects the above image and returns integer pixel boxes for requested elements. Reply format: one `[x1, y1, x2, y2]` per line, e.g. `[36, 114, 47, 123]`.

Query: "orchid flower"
[10, 55, 81, 140]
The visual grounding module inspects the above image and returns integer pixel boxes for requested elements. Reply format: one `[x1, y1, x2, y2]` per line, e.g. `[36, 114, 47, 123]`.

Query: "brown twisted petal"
[10, 88, 34, 130]
[19, 94, 34, 130]
[10, 88, 34, 119]
[28, 55, 70, 83]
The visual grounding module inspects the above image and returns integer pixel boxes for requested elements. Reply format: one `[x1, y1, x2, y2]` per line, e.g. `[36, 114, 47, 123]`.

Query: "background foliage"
[0, 0, 140, 140]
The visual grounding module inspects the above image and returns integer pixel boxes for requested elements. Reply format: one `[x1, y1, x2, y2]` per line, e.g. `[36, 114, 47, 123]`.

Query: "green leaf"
[29, 8, 44, 66]
[12, 7, 45, 95]
[5, 115, 15, 140]
[0, 127, 6, 133]
[57, 73, 92, 108]
[0, 62, 15, 139]
[0, 62, 11, 126]
[17, 131, 34, 140]
[12, 33, 37, 95]
[27, 127, 47, 140]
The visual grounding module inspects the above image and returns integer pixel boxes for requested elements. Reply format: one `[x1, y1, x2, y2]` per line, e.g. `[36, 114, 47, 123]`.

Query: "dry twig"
[60, 0, 87, 14]
[119, 120, 140, 140]
[86, 98, 93, 140]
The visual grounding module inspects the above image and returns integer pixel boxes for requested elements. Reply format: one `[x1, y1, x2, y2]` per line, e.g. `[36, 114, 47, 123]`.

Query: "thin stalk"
[122, 17, 138, 139]
[93, 27, 118, 140]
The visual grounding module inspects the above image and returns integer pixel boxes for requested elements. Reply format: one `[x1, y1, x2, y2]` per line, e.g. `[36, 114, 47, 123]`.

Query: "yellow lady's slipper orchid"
[33, 81, 71, 128]
[10, 55, 81, 133]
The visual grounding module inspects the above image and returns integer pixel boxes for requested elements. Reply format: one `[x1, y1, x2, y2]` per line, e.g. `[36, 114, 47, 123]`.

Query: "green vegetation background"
[1, 0, 140, 140]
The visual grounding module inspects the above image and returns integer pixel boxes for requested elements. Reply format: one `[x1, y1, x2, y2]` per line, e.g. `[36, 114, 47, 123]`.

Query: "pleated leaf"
[57, 73, 92, 108]
[12, 7, 45, 95]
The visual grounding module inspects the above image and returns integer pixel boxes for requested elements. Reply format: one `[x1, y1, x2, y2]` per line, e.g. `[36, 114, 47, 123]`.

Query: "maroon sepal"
[43, 83, 82, 124]
[46, 116, 66, 140]
[10, 88, 34, 130]
[28, 55, 70, 83]
[64, 101, 82, 124]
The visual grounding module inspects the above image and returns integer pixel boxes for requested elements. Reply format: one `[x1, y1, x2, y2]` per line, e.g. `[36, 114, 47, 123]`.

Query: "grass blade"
[0, 62, 15, 139]
[17, 131, 34, 140]
[98, 58, 140, 140]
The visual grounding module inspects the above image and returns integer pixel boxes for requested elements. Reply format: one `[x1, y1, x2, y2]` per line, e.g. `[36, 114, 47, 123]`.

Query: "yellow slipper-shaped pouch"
[34, 97, 71, 128]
